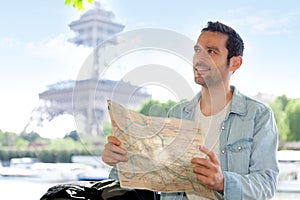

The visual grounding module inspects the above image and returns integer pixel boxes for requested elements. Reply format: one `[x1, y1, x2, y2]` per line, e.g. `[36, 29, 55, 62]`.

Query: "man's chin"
[194, 78, 207, 87]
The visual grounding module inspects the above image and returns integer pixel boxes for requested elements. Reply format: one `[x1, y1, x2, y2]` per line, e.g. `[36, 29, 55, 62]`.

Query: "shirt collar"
[182, 86, 247, 118]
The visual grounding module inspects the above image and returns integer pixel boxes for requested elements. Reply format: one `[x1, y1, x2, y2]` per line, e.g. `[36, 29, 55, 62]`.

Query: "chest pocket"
[226, 138, 253, 174]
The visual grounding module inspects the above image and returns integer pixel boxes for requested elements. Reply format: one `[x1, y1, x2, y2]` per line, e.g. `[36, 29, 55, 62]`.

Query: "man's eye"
[208, 49, 216, 54]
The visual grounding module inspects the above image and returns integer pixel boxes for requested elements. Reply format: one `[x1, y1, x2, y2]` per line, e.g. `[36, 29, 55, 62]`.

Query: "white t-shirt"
[186, 102, 229, 200]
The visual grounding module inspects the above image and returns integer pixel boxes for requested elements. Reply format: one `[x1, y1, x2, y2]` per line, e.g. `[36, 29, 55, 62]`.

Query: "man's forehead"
[198, 31, 228, 40]
[196, 31, 228, 47]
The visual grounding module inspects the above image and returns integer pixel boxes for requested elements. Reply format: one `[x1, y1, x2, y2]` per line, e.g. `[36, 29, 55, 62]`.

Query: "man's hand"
[191, 145, 224, 192]
[102, 136, 128, 167]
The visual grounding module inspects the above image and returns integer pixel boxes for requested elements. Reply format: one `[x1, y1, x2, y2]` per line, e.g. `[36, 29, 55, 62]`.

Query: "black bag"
[40, 179, 158, 200]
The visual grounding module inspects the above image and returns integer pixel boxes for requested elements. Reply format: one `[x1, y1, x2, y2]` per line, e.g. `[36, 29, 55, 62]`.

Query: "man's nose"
[194, 51, 208, 62]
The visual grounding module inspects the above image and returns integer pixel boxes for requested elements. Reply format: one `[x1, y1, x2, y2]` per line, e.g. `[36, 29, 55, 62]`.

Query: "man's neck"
[200, 85, 232, 116]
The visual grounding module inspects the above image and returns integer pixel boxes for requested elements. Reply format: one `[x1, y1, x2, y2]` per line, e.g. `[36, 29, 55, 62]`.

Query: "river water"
[0, 178, 58, 199]
[0, 178, 299, 199]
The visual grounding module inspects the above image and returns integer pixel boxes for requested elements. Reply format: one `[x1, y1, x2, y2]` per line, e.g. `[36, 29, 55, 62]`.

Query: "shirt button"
[238, 146, 242, 150]
[221, 150, 225, 154]
[221, 126, 225, 130]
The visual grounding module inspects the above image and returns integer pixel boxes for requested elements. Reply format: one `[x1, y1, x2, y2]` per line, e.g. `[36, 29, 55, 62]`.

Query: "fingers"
[191, 145, 224, 191]
[107, 135, 121, 146]
[191, 145, 220, 175]
[198, 145, 220, 165]
[190, 145, 217, 168]
[102, 136, 128, 167]
[193, 163, 211, 177]
[194, 172, 220, 190]
[107, 136, 127, 154]
[191, 157, 212, 168]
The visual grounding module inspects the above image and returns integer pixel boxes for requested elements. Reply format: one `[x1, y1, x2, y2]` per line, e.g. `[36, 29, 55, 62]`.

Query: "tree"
[269, 95, 290, 141]
[65, 0, 93, 11]
[50, 137, 78, 150]
[20, 132, 42, 142]
[64, 130, 79, 141]
[139, 99, 177, 117]
[102, 121, 112, 137]
[284, 99, 300, 141]
[271, 95, 300, 142]
[14, 138, 28, 148]
[0, 131, 17, 147]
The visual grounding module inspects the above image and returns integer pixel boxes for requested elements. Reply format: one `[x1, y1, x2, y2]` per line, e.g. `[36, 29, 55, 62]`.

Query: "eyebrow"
[194, 45, 221, 53]
[206, 46, 221, 53]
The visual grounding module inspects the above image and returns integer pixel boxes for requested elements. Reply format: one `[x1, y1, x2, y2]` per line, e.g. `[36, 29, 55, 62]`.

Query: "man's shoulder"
[231, 86, 274, 118]
[167, 94, 199, 120]
[235, 89, 273, 114]
[167, 99, 190, 117]
[245, 95, 268, 107]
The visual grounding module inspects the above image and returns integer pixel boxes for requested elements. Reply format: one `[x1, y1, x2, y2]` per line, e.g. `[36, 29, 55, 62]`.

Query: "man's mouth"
[194, 63, 211, 74]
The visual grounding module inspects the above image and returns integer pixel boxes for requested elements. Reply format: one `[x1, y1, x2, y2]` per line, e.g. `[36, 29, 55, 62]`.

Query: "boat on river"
[0, 157, 110, 182]
[277, 150, 300, 192]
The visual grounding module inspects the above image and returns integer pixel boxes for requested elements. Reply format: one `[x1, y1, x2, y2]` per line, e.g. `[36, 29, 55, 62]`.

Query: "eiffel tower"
[23, 1, 150, 136]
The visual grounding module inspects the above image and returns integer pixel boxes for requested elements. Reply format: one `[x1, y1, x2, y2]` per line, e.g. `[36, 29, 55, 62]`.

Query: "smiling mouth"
[194, 65, 211, 74]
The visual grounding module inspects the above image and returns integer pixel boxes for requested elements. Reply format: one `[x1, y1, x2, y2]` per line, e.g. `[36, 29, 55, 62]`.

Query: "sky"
[0, 0, 300, 138]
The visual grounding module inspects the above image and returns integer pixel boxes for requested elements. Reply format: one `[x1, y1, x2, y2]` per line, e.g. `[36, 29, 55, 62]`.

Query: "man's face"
[193, 31, 230, 88]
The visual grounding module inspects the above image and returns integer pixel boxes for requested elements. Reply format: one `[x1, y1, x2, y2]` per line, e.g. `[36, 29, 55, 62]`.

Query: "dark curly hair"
[201, 21, 244, 64]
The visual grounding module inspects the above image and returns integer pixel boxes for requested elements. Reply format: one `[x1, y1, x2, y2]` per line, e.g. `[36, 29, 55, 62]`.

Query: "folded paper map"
[107, 100, 216, 199]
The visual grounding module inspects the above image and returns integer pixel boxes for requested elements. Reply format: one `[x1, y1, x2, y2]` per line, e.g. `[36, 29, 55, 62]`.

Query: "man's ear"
[229, 56, 242, 73]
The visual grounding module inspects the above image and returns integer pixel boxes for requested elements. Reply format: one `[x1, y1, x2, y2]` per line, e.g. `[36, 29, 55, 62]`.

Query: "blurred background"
[0, 0, 299, 199]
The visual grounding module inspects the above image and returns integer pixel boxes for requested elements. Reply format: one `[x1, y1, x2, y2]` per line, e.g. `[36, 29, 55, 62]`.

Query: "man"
[102, 21, 279, 200]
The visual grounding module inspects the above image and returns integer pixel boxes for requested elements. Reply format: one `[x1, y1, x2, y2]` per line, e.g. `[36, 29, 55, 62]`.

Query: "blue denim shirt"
[109, 86, 279, 200]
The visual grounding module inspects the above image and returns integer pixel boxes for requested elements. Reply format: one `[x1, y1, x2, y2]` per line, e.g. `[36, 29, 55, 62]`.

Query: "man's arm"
[223, 108, 279, 199]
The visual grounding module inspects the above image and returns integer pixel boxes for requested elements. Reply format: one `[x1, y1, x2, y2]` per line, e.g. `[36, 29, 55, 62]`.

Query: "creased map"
[107, 100, 216, 199]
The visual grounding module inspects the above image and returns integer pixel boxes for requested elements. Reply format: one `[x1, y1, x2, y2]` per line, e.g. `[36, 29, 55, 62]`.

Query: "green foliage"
[270, 95, 300, 142]
[139, 99, 177, 117]
[0, 130, 17, 147]
[64, 0, 93, 11]
[0, 150, 9, 161]
[284, 99, 300, 141]
[270, 95, 290, 141]
[20, 131, 41, 142]
[0, 127, 108, 163]
[102, 121, 112, 137]
[50, 137, 79, 150]
[64, 130, 79, 141]
[14, 138, 28, 148]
